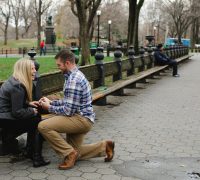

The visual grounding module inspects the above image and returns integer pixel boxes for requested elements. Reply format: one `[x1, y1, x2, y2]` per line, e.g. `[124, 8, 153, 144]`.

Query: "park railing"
[0, 46, 189, 94]
[190, 48, 200, 53]
[0, 48, 27, 57]
[0, 46, 67, 57]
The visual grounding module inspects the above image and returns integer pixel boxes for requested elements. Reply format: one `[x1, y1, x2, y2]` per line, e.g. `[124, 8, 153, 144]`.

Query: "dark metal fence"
[0, 46, 66, 57]
[0, 46, 189, 94]
[190, 48, 200, 53]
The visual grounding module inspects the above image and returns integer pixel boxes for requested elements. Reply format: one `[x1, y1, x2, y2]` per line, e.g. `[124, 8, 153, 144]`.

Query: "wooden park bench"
[91, 53, 191, 105]
[36, 46, 191, 106]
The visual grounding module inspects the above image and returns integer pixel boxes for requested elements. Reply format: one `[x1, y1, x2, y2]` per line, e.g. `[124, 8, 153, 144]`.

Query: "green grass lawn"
[0, 38, 66, 49]
[0, 55, 114, 81]
[0, 56, 57, 81]
[0, 38, 116, 81]
[0, 39, 38, 49]
[0, 57, 18, 81]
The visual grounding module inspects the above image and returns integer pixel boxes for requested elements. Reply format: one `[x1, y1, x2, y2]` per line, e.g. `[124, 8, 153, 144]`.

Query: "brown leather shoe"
[104, 141, 115, 162]
[58, 150, 78, 170]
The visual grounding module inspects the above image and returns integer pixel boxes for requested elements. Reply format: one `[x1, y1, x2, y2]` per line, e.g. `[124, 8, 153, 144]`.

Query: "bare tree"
[0, 0, 11, 45]
[10, 0, 21, 40]
[32, 0, 52, 48]
[163, 0, 193, 43]
[69, 0, 102, 65]
[55, 0, 128, 49]
[55, 1, 79, 40]
[20, 0, 34, 38]
[141, 0, 166, 44]
[139, 0, 200, 47]
[100, 1, 128, 45]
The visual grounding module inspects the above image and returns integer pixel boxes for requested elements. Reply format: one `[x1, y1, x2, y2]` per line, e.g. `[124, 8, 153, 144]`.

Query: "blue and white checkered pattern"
[48, 67, 95, 122]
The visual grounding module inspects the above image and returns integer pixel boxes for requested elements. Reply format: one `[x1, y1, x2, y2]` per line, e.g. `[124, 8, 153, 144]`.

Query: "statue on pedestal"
[46, 16, 53, 26]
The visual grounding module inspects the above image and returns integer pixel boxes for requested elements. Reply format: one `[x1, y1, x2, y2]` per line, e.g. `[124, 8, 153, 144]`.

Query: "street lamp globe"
[97, 10, 101, 16]
[108, 20, 112, 25]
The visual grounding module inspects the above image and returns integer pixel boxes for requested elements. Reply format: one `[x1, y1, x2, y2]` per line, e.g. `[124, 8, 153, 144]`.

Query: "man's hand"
[39, 97, 51, 111]
[39, 97, 52, 104]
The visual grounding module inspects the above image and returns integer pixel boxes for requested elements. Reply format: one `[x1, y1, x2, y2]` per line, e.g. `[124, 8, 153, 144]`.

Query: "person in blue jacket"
[154, 44, 180, 77]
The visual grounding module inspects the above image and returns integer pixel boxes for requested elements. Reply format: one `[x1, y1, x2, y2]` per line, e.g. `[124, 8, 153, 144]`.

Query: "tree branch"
[87, 0, 101, 32]
[69, 0, 78, 16]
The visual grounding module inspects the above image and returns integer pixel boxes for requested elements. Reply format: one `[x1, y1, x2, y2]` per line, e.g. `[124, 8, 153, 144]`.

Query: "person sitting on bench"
[154, 43, 180, 77]
[0, 58, 50, 167]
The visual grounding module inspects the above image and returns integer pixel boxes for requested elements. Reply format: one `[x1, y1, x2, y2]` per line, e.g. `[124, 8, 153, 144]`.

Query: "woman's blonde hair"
[13, 58, 34, 101]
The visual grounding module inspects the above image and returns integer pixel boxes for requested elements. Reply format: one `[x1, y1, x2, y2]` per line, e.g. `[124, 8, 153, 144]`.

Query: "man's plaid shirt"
[48, 67, 95, 122]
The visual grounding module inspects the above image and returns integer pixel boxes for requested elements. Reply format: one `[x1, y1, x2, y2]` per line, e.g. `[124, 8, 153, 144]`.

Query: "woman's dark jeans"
[0, 116, 41, 155]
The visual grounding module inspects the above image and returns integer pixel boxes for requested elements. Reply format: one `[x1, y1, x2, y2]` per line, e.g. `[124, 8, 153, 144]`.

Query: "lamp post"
[153, 26, 157, 46]
[28, 48, 42, 100]
[108, 20, 112, 45]
[97, 10, 101, 47]
[107, 20, 112, 57]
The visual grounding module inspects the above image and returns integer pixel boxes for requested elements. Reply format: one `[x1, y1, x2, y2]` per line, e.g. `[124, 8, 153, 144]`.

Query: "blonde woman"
[0, 58, 50, 167]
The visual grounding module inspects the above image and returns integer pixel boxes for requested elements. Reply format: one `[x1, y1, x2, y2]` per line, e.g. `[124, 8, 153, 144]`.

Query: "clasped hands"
[39, 97, 52, 110]
[29, 97, 52, 114]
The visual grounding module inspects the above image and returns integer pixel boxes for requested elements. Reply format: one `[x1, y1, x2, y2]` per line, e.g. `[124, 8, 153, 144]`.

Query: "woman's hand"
[29, 101, 40, 108]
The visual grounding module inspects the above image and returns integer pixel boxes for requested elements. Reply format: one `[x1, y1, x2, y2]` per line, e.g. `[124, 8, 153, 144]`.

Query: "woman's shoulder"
[2, 76, 25, 91]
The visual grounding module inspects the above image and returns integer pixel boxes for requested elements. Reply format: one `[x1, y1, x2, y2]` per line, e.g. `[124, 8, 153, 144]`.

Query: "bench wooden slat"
[92, 54, 191, 101]
[176, 55, 192, 62]
[92, 65, 168, 101]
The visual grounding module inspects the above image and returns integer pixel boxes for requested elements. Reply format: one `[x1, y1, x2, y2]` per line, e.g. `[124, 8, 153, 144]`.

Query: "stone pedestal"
[45, 44, 56, 53]
[45, 26, 54, 44]
[45, 26, 57, 53]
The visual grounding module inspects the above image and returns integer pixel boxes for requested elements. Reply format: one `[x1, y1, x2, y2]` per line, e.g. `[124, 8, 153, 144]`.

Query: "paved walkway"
[0, 54, 200, 180]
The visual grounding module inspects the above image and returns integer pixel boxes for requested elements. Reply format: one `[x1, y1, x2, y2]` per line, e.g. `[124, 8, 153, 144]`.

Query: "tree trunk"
[15, 25, 19, 40]
[37, 27, 41, 49]
[78, 29, 81, 50]
[134, 8, 140, 54]
[127, 0, 137, 48]
[190, 0, 199, 48]
[80, 22, 90, 65]
[190, 20, 195, 48]
[195, 22, 199, 44]
[4, 23, 9, 45]
[89, 22, 94, 41]
[81, 36, 90, 65]
[37, 0, 42, 49]
[177, 32, 182, 44]
[4, 29, 8, 45]
[128, 0, 144, 53]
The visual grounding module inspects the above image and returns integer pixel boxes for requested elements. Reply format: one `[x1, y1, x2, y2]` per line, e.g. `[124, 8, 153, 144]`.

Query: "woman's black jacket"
[0, 76, 35, 120]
